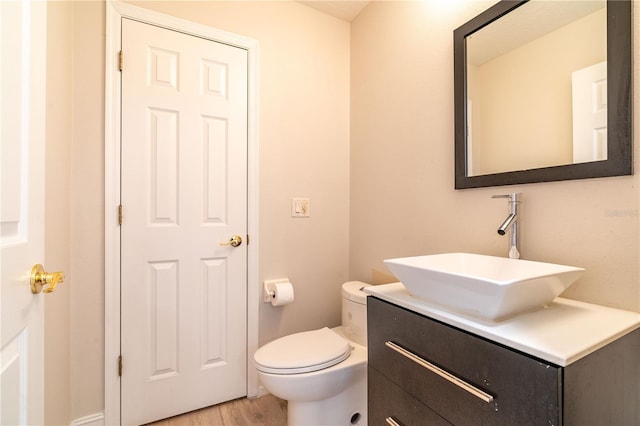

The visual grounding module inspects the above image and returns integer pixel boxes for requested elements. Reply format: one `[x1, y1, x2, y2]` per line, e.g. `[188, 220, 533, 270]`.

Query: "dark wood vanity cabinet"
[368, 296, 640, 426]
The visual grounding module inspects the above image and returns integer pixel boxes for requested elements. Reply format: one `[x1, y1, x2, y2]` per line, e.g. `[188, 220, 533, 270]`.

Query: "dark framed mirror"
[454, 0, 632, 189]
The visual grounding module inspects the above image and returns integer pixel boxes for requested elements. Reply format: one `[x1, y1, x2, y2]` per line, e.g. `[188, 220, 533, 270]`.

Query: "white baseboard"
[71, 412, 105, 426]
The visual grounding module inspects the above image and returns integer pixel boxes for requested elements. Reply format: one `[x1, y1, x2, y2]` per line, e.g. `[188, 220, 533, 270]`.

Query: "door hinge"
[118, 355, 123, 376]
[118, 205, 123, 225]
[118, 50, 123, 72]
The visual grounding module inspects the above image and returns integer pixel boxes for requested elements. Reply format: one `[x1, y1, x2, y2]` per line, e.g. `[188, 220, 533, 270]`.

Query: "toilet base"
[287, 362, 367, 426]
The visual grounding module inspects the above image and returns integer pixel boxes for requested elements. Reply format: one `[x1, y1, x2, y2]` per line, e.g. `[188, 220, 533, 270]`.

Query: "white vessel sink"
[384, 253, 585, 321]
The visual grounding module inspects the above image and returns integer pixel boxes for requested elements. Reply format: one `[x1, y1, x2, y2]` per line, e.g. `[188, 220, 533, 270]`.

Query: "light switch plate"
[291, 198, 310, 217]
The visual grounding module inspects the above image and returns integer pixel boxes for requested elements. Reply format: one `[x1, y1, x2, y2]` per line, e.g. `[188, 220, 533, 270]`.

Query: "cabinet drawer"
[369, 366, 452, 426]
[368, 297, 561, 425]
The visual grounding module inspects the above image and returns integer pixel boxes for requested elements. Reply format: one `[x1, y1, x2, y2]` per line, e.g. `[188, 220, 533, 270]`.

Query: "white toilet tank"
[341, 281, 371, 346]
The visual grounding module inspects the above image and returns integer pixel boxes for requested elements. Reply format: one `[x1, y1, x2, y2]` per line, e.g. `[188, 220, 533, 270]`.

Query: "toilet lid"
[254, 327, 351, 374]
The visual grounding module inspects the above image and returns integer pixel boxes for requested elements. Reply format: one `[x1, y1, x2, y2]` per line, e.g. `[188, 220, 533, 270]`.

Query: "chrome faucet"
[492, 193, 521, 259]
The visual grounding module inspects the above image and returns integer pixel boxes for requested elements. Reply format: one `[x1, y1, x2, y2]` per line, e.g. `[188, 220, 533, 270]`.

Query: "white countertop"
[365, 283, 640, 367]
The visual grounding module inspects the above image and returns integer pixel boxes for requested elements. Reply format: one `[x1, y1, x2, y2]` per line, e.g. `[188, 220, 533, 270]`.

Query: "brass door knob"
[30, 264, 65, 294]
[220, 235, 242, 247]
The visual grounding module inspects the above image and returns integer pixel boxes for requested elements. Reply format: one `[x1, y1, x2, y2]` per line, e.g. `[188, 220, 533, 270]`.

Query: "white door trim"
[104, 2, 260, 424]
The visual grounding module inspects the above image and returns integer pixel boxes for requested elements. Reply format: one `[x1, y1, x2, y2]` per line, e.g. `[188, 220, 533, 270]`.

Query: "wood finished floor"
[146, 394, 287, 426]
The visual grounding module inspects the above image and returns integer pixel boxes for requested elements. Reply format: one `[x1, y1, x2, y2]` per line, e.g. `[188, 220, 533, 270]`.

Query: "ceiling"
[467, 1, 605, 65]
[297, 1, 371, 22]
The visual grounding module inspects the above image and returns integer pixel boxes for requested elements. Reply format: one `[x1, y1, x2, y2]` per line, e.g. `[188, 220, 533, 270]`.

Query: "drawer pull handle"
[385, 341, 494, 403]
[385, 416, 402, 426]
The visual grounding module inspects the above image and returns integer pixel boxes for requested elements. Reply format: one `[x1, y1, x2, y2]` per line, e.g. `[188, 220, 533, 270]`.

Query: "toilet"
[254, 281, 370, 426]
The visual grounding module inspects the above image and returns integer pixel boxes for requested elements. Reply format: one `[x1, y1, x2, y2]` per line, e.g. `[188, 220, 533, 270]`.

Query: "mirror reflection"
[466, 0, 606, 176]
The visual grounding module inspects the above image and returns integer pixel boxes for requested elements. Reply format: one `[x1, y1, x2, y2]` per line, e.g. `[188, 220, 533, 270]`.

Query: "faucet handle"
[492, 193, 521, 201]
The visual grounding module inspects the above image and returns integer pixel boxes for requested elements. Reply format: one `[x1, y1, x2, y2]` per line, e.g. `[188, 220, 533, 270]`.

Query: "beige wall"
[68, 1, 107, 419]
[351, 0, 640, 313]
[45, 2, 72, 424]
[45, 0, 351, 421]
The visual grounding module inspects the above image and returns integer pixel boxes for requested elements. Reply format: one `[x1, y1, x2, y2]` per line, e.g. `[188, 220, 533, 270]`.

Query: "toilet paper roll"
[271, 281, 294, 306]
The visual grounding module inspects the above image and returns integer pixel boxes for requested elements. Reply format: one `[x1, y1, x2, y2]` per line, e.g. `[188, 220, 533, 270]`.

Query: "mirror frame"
[454, 0, 632, 189]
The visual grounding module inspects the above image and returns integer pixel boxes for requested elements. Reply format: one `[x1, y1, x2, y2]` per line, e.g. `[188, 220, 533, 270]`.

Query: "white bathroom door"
[120, 18, 248, 425]
[0, 1, 47, 424]
[572, 61, 607, 163]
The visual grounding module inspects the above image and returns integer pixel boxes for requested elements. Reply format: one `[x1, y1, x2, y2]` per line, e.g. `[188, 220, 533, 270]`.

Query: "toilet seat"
[254, 327, 352, 374]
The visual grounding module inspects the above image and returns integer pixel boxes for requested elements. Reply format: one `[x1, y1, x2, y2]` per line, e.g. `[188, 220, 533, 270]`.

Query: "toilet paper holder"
[263, 278, 291, 302]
